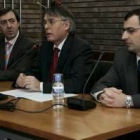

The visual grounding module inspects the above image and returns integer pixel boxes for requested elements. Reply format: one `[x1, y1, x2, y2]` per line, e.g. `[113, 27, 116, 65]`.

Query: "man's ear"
[64, 20, 70, 31]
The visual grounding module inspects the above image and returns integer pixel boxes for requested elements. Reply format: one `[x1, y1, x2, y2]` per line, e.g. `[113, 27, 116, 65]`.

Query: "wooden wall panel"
[63, 0, 140, 57]
[0, 0, 140, 60]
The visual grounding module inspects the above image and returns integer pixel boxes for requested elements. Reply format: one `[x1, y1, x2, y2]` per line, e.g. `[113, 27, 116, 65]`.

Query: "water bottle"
[52, 73, 65, 109]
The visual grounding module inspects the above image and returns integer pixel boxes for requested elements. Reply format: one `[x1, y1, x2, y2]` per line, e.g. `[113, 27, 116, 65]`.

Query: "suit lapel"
[7, 33, 22, 67]
[56, 34, 74, 72]
[126, 53, 138, 94]
[42, 42, 53, 81]
[0, 38, 6, 69]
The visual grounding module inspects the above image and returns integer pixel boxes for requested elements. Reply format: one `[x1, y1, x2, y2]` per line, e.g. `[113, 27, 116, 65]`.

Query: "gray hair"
[45, 1, 76, 34]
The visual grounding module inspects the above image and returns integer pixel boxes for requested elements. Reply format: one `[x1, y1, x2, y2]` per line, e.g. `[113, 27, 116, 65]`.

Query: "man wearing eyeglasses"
[0, 7, 37, 81]
[16, 1, 93, 93]
[91, 8, 140, 108]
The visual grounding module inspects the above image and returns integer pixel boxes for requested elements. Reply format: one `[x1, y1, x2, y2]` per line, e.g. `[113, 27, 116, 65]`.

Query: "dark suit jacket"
[28, 34, 94, 93]
[91, 46, 140, 108]
[0, 32, 37, 81]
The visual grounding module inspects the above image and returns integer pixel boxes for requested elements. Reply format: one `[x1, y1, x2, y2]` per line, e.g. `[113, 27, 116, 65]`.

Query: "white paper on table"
[0, 89, 77, 102]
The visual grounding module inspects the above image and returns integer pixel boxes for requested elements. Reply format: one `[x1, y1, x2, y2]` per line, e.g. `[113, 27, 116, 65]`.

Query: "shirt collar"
[5, 30, 19, 46]
[53, 37, 67, 51]
[137, 55, 140, 65]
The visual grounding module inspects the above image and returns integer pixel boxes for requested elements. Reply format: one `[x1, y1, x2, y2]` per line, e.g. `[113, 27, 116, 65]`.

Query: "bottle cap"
[54, 73, 63, 82]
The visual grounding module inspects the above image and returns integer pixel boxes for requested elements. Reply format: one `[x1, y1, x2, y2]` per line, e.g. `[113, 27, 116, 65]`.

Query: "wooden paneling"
[1, 0, 140, 60]
[63, 0, 140, 57]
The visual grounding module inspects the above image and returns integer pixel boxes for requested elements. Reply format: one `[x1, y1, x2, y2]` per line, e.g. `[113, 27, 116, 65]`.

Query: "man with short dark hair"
[0, 7, 37, 81]
[16, 1, 94, 93]
[91, 8, 140, 108]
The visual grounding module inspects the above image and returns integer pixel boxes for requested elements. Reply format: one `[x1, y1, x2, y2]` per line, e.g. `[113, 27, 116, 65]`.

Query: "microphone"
[7, 44, 38, 70]
[83, 51, 105, 93]
[67, 52, 105, 111]
[0, 93, 8, 101]
[37, 2, 48, 9]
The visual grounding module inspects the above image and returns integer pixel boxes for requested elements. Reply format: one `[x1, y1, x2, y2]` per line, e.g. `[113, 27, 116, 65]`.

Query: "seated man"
[0, 7, 37, 81]
[16, 1, 94, 93]
[91, 8, 140, 108]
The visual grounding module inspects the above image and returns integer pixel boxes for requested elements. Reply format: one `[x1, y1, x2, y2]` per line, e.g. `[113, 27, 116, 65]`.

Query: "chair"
[85, 60, 113, 93]
[93, 60, 113, 83]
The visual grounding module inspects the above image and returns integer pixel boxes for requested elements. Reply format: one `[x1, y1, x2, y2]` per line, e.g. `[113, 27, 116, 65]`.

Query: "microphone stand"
[67, 52, 104, 111]
[82, 52, 104, 109]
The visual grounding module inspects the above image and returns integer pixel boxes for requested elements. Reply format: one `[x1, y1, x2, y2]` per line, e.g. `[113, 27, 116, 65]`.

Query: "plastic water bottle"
[52, 73, 65, 109]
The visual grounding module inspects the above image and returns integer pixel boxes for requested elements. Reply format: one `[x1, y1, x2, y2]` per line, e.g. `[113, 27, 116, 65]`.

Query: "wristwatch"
[125, 95, 132, 108]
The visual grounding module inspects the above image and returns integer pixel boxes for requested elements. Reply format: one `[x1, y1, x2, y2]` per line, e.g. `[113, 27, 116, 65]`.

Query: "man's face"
[122, 15, 140, 55]
[43, 14, 70, 46]
[0, 11, 19, 40]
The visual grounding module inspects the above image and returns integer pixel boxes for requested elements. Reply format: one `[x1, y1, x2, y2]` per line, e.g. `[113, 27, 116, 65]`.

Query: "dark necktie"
[138, 60, 140, 93]
[5, 42, 12, 69]
[49, 47, 60, 80]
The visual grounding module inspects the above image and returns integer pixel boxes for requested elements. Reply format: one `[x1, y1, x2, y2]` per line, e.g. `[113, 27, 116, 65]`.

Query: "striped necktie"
[49, 47, 60, 80]
[5, 42, 12, 69]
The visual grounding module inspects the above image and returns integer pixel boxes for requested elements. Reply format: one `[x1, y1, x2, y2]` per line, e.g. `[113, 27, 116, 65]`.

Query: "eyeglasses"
[0, 18, 16, 26]
[43, 19, 66, 26]
[121, 27, 140, 34]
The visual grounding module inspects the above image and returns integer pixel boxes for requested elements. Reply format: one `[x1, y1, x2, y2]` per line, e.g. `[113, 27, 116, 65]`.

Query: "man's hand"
[99, 87, 127, 108]
[23, 76, 41, 92]
[16, 73, 26, 88]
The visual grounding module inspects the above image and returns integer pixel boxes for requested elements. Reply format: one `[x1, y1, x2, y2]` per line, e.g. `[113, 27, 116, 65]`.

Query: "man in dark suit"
[0, 8, 37, 81]
[16, 1, 93, 93]
[91, 8, 140, 108]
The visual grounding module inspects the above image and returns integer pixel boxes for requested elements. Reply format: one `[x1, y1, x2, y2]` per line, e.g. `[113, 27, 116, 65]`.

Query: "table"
[0, 82, 140, 140]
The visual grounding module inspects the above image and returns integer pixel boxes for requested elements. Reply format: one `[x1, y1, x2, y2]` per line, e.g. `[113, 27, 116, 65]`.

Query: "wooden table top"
[0, 81, 140, 140]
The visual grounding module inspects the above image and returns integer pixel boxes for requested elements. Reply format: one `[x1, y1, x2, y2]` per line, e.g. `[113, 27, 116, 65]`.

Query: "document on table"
[0, 89, 77, 102]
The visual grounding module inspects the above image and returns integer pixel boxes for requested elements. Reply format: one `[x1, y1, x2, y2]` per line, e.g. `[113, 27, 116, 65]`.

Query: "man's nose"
[7, 21, 12, 28]
[44, 22, 49, 30]
[122, 31, 129, 40]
